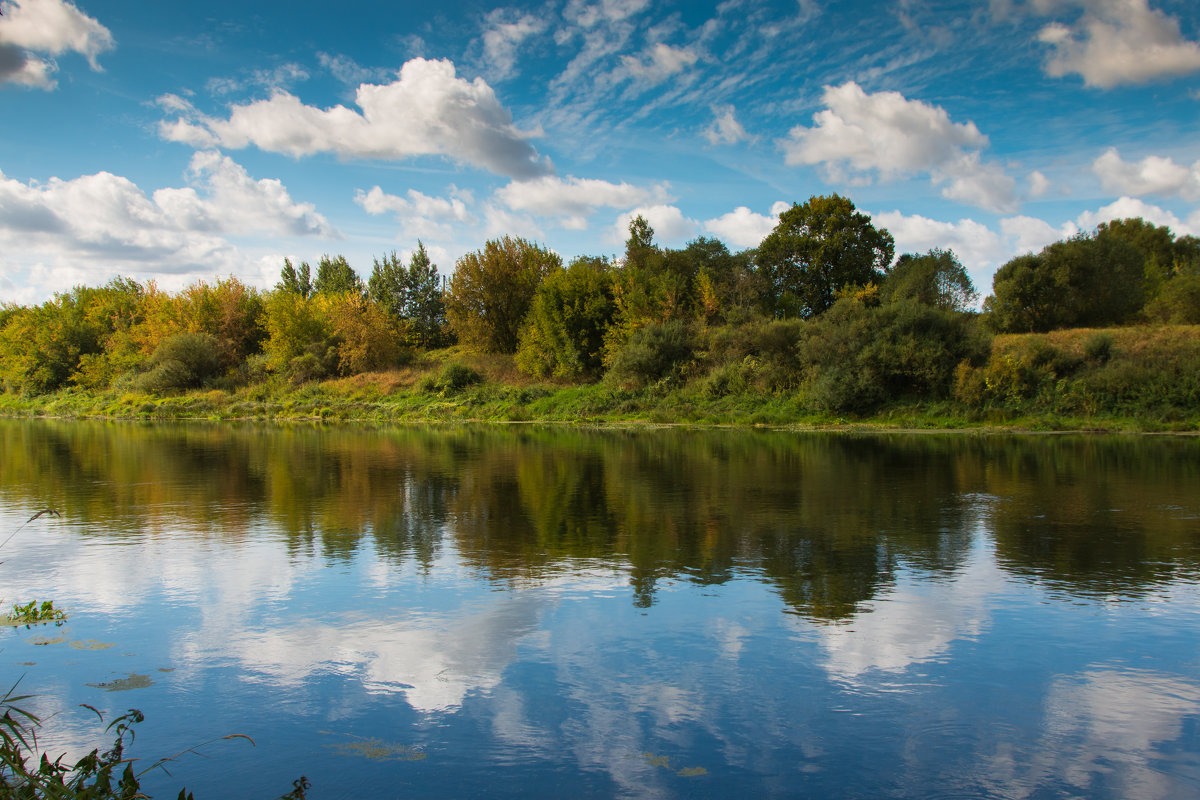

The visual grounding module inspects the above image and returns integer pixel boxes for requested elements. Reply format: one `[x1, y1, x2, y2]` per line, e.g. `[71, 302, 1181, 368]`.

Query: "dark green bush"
[135, 332, 223, 393]
[1083, 332, 1114, 364]
[605, 320, 694, 388]
[427, 362, 483, 393]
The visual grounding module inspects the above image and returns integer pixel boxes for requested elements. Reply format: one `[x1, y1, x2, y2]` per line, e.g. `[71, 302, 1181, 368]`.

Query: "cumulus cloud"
[1029, 170, 1051, 197]
[1000, 214, 1081, 253]
[166, 151, 337, 238]
[873, 210, 1006, 278]
[495, 175, 671, 230]
[158, 58, 552, 180]
[355, 185, 474, 240]
[1092, 147, 1200, 200]
[1075, 195, 1200, 234]
[704, 104, 751, 146]
[0, 0, 113, 89]
[1038, 0, 1200, 87]
[612, 205, 698, 246]
[702, 201, 788, 248]
[780, 82, 1017, 212]
[0, 156, 335, 298]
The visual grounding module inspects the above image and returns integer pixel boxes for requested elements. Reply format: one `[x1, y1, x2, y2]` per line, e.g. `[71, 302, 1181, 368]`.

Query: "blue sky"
[1, 0, 1199, 305]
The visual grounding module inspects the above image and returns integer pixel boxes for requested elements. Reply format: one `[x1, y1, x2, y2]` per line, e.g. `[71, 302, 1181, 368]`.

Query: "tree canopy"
[755, 194, 895, 319]
[881, 249, 977, 311]
[985, 232, 1144, 333]
[446, 236, 562, 353]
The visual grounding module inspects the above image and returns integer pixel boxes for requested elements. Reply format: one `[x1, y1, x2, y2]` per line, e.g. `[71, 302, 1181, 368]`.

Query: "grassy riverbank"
[2, 326, 1198, 433]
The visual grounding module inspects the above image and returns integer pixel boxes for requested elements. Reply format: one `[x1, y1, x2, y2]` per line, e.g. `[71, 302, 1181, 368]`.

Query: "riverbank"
[3, 325, 1198, 433]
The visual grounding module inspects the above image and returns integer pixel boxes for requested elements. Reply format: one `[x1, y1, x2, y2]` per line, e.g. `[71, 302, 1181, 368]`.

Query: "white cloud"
[564, 0, 651, 28]
[1075, 195, 1199, 235]
[1038, 0, 1200, 87]
[1092, 147, 1200, 200]
[702, 201, 787, 248]
[612, 205, 698, 246]
[0, 0, 113, 89]
[0, 157, 336, 300]
[168, 151, 337, 238]
[317, 52, 391, 86]
[1000, 214, 1080, 253]
[873, 210, 1007, 281]
[355, 185, 474, 240]
[781, 82, 1017, 212]
[206, 62, 309, 96]
[1029, 170, 1051, 197]
[704, 104, 750, 146]
[482, 203, 547, 242]
[495, 176, 671, 230]
[610, 42, 699, 87]
[158, 58, 552, 180]
[482, 10, 548, 79]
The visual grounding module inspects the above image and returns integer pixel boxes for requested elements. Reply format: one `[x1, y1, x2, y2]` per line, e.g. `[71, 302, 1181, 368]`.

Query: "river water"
[1, 420, 1198, 798]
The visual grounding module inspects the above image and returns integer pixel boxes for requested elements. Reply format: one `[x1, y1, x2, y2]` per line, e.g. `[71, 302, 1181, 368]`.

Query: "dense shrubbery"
[2, 202, 1197, 427]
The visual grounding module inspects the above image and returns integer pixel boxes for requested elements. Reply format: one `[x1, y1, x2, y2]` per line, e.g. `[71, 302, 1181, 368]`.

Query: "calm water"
[2, 420, 1199, 799]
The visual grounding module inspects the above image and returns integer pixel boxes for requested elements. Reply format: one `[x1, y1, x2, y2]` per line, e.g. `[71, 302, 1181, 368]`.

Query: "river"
[1, 421, 1198, 798]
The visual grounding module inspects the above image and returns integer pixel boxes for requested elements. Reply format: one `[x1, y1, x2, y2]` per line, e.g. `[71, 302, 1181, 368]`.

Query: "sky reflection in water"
[1, 421, 1198, 799]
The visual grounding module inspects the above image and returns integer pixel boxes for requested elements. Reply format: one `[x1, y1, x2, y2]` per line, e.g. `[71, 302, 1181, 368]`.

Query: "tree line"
[1, 194, 1197, 412]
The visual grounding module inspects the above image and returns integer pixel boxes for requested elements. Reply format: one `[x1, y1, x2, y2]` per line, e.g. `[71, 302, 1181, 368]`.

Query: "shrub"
[135, 332, 223, 393]
[605, 320, 694, 388]
[1083, 332, 1114, 364]
[424, 362, 483, 394]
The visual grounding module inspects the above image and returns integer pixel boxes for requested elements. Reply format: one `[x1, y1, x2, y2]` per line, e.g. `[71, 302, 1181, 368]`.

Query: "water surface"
[1, 421, 1198, 798]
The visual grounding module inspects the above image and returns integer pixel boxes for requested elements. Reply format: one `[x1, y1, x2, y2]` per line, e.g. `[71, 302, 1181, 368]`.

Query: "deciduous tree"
[755, 195, 894, 318]
[446, 236, 561, 353]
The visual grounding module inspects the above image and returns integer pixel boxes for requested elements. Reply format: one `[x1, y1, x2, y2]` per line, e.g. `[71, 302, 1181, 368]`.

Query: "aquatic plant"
[0, 684, 308, 799]
[4, 601, 66, 629]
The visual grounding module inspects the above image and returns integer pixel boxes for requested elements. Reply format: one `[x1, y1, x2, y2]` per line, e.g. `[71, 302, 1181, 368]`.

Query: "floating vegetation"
[3, 599, 67, 628]
[86, 673, 154, 692]
[642, 752, 708, 777]
[30, 634, 69, 646]
[326, 733, 426, 762]
[69, 639, 116, 651]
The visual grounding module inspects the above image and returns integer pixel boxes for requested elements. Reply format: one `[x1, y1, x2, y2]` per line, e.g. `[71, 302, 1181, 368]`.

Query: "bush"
[605, 320, 694, 388]
[794, 298, 988, 413]
[1083, 332, 1114, 364]
[423, 362, 483, 394]
[135, 332, 223, 393]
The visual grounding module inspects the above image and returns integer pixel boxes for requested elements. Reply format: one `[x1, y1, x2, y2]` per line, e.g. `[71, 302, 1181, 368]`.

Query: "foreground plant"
[0, 685, 307, 799]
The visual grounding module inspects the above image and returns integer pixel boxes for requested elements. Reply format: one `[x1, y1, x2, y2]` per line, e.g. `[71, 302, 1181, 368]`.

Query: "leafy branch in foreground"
[0, 685, 307, 799]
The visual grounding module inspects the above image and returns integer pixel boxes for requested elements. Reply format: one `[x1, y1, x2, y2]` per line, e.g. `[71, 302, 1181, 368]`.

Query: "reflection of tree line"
[2, 422, 1198, 618]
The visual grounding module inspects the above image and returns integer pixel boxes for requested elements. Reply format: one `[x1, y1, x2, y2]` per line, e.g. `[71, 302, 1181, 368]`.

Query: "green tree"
[278, 258, 313, 298]
[446, 236, 562, 353]
[313, 254, 364, 296]
[755, 194, 895, 318]
[403, 242, 448, 348]
[881, 248, 977, 311]
[516, 256, 615, 379]
[367, 251, 407, 318]
[676, 237, 760, 323]
[985, 233, 1144, 332]
[605, 217, 703, 362]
